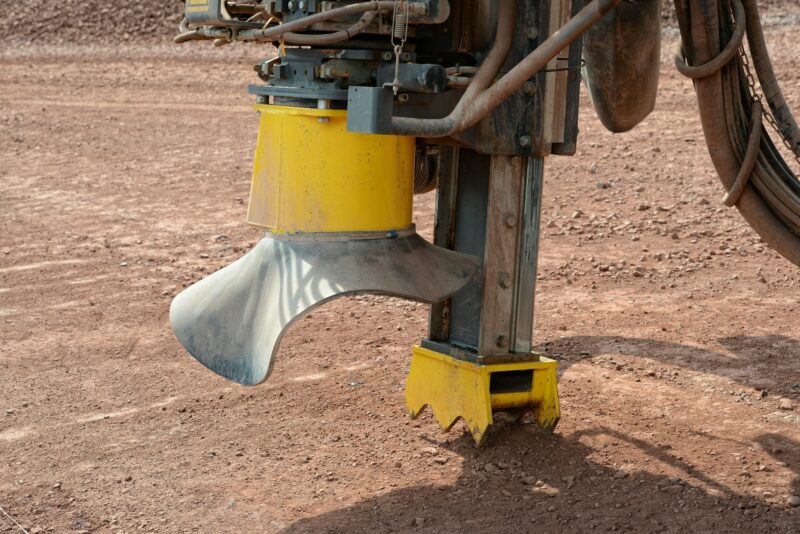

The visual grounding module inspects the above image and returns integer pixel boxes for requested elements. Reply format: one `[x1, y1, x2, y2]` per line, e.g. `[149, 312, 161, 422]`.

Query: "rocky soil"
[1, 2, 800, 534]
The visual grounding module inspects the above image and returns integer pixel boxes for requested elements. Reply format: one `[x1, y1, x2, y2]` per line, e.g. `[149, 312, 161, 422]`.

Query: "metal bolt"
[382, 51, 393, 61]
[504, 213, 516, 228]
[527, 27, 539, 40]
[495, 334, 507, 348]
[523, 81, 536, 95]
[497, 271, 511, 289]
[299, 1, 305, 10]
[519, 135, 531, 148]
[288, 1, 294, 10]
[398, 93, 410, 103]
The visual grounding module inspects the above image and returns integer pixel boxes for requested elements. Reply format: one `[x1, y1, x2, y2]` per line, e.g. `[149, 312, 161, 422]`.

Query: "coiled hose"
[675, 0, 800, 266]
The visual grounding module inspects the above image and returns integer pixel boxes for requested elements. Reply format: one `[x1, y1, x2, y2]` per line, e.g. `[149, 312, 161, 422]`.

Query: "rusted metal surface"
[583, 0, 661, 133]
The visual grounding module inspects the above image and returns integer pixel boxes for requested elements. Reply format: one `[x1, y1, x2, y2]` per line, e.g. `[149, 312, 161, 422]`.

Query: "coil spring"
[392, 6, 408, 41]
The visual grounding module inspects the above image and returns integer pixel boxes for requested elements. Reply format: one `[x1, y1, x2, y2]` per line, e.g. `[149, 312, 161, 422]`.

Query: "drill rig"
[170, 0, 800, 444]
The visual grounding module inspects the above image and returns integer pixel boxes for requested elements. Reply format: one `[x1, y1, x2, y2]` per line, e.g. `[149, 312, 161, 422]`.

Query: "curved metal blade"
[170, 233, 480, 385]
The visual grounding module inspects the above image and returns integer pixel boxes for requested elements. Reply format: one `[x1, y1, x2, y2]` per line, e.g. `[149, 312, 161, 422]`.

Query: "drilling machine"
[170, 0, 800, 444]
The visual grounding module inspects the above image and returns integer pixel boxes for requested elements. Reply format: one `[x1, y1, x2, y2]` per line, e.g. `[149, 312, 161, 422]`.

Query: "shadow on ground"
[278, 424, 799, 533]
[541, 334, 800, 397]
[276, 335, 799, 533]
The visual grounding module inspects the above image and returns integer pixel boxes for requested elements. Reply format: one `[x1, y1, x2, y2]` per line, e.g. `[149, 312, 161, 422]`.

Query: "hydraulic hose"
[675, 0, 800, 266]
[741, 0, 800, 158]
[280, 11, 379, 45]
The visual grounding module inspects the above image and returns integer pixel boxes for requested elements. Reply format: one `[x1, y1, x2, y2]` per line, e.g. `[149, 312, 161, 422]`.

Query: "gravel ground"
[1, 2, 800, 534]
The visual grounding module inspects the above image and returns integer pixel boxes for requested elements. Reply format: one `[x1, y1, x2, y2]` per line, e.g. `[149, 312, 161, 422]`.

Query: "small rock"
[637, 204, 651, 211]
[119, 261, 128, 267]
[787, 495, 800, 507]
[778, 398, 793, 411]
[421, 446, 438, 455]
[612, 469, 629, 480]
[415, 517, 425, 527]
[433, 457, 448, 465]
[484, 462, 499, 474]
[522, 476, 537, 486]
[537, 486, 560, 498]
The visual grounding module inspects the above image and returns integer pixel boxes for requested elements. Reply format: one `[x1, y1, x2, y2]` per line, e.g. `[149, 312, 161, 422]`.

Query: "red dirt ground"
[1, 5, 800, 534]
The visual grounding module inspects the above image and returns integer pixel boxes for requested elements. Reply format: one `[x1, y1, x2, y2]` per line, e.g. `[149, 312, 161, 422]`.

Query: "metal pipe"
[391, 0, 517, 137]
[176, 1, 430, 44]
[391, 0, 623, 137]
[281, 10, 379, 45]
[237, 1, 429, 42]
[455, 1, 517, 107]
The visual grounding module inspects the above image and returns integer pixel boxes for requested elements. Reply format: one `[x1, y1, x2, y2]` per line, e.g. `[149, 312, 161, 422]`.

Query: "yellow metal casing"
[248, 104, 415, 234]
[405, 346, 560, 444]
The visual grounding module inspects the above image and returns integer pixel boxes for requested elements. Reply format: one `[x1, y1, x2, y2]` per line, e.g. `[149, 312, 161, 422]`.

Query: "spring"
[392, 5, 408, 41]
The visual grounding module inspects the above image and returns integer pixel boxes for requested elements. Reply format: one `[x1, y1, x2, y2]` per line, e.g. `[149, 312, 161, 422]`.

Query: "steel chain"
[737, 44, 800, 168]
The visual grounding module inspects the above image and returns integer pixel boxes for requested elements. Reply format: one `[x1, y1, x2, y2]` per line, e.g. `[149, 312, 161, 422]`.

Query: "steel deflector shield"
[170, 234, 480, 385]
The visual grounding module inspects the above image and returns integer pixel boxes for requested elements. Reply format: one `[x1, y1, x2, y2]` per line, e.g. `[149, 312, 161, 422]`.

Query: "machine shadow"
[540, 334, 800, 397]
[277, 424, 800, 533]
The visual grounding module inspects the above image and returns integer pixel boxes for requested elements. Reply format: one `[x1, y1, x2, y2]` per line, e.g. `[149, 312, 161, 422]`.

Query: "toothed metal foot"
[405, 346, 560, 444]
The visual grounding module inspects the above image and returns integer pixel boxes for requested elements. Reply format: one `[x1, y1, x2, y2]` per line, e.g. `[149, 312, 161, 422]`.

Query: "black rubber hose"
[675, 0, 800, 266]
[741, 0, 800, 158]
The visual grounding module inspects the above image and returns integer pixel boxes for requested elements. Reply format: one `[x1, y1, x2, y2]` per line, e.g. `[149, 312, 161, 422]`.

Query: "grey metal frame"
[426, 148, 545, 363]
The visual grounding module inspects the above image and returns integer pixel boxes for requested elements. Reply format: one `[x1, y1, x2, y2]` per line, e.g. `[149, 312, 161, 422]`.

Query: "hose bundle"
[675, 0, 800, 266]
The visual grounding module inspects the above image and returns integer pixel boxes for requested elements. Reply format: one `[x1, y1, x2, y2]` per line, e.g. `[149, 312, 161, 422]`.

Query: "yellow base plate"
[405, 345, 560, 444]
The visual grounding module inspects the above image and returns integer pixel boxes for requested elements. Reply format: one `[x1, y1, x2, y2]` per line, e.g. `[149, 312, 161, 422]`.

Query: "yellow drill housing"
[247, 104, 415, 234]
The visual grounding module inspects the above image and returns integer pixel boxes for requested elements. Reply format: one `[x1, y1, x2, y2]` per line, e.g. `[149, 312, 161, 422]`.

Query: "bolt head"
[519, 135, 532, 148]
[497, 271, 511, 289]
[523, 81, 536, 95]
